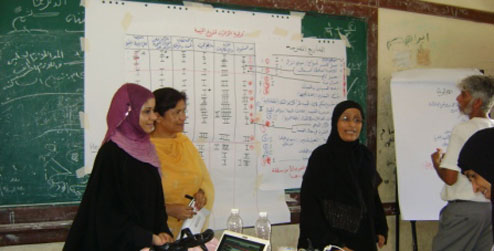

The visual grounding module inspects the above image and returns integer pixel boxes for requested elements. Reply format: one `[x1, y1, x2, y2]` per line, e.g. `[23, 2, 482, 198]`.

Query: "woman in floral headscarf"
[64, 83, 173, 251]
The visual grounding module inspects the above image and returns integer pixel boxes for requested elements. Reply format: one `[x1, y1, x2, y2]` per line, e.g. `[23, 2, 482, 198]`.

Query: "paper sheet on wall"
[254, 39, 347, 190]
[85, 0, 346, 228]
[85, 0, 302, 174]
[120, 34, 344, 228]
[391, 68, 481, 220]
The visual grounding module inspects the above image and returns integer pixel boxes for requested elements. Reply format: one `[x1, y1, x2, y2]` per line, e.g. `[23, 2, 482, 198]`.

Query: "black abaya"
[64, 141, 172, 251]
[298, 100, 388, 251]
[298, 144, 388, 251]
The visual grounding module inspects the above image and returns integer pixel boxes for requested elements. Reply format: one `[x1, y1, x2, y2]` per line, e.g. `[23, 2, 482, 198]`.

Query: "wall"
[377, 5, 494, 251]
[420, 0, 494, 12]
[377, 6, 494, 203]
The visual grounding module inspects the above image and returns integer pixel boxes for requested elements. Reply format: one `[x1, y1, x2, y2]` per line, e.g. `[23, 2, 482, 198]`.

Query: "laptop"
[215, 230, 270, 251]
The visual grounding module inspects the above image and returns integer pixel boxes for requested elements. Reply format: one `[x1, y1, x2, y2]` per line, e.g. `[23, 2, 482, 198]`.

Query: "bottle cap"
[231, 208, 239, 214]
[259, 211, 267, 217]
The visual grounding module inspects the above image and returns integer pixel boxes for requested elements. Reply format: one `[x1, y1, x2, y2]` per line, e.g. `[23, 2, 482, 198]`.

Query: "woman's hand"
[152, 232, 173, 246]
[193, 189, 207, 210]
[166, 203, 195, 220]
[377, 234, 386, 248]
[342, 247, 354, 251]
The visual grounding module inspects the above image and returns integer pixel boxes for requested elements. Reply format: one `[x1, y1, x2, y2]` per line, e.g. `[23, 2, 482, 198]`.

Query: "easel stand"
[395, 173, 400, 251]
[411, 220, 418, 251]
[395, 176, 418, 251]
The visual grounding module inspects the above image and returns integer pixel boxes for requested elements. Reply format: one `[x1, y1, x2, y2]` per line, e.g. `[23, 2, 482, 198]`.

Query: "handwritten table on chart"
[84, 0, 347, 228]
[121, 34, 346, 227]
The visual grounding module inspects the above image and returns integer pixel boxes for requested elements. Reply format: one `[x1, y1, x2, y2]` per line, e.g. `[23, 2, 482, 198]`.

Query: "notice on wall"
[85, 0, 346, 228]
[391, 68, 481, 221]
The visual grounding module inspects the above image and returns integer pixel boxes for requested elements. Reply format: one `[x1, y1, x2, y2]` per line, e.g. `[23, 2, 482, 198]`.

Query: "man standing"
[431, 75, 494, 251]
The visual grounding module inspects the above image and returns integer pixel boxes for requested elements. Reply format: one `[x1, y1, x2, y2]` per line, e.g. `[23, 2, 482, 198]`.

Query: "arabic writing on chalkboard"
[0, 0, 85, 206]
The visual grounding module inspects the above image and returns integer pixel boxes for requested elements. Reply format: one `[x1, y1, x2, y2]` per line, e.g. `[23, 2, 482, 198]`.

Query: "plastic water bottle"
[255, 211, 271, 251]
[226, 208, 243, 233]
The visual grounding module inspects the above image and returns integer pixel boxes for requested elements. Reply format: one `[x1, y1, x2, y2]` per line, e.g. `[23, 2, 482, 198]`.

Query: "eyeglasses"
[339, 115, 363, 124]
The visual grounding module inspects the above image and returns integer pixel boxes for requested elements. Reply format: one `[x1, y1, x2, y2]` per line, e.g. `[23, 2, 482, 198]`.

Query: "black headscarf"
[458, 127, 494, 242]
[458, 127, 494, 184]
[327, 100, 365, 145]
[324, 100, 370, 215]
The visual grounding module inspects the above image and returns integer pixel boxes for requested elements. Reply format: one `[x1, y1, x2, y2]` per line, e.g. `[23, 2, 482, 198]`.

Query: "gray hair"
[457, 75, 494, 114]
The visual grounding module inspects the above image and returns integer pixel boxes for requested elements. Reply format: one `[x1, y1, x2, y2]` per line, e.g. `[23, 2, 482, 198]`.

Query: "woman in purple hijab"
[64, 83, 173, 251]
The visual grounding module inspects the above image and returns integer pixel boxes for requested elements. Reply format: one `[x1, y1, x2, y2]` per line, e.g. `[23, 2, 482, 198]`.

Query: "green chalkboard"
[0, 1, 367, 207]
[0, 1, 86, 206]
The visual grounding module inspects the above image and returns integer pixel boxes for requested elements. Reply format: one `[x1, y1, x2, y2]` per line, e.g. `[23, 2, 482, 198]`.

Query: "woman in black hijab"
[298, 100, 388, 251]
[458, 127, 494, 239]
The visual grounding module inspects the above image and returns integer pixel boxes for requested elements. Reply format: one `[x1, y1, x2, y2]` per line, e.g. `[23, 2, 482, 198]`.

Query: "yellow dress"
[151, 133, 214, 239]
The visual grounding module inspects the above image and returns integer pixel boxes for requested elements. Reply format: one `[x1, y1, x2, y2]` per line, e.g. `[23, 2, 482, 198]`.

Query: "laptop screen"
[216, 231, 268, 251]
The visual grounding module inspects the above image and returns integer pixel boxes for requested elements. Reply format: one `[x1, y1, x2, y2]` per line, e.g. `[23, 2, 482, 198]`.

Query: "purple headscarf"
[102, 83, 161, 168]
